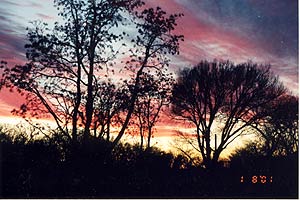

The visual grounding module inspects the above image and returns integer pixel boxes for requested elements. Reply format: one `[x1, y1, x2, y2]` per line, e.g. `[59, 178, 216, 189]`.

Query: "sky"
[0, 0, 298, 154]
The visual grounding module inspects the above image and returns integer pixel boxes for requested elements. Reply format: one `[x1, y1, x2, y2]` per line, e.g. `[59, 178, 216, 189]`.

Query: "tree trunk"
[205, 130, 212, 163]
[147, 126, 152, 149]
[84, 4, 97, 141]
[84, 68, 94, 140]
[140, 126, 143, 150]
[71, 13, 82, 145]
[72, 68, 81, 144]
[212, 148, 221, 165]
[84, 39, 96, 140]
[110, 62, 146, 150]
[111, 90, 137, 148]
[110, 39, 152, 151]
[107, 115, 111, 142]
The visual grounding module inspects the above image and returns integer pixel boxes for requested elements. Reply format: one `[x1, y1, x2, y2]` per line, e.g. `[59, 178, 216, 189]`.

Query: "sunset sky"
[0, 0, 298, 154]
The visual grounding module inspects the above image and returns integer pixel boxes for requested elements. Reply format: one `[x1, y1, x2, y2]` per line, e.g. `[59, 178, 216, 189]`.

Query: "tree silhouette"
[1, 0, 142, 143]
[92, 81, 129, 141]
[252, 94, 298, 156]
[110, 6, 184, 149]
[0, 1, 183, 151]
[133, 71, 173, 150]
[171, 60, 285, 168]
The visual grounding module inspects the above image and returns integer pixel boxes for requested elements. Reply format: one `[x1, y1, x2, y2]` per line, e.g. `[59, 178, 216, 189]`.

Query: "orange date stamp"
[240, 175, 273, 184]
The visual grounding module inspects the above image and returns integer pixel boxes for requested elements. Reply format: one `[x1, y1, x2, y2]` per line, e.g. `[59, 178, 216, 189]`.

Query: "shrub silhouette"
[0, 127, 298, 198]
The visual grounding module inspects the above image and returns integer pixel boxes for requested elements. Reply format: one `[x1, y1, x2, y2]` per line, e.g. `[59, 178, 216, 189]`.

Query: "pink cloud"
[0, 0, 297, 128]
[146, 0, 298, 95]
[36, 13, 55, 20]
[0, 88, 26, 118]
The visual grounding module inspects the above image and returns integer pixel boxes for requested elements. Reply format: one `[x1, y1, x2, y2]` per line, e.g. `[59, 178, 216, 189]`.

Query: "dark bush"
[0, 129, 298, 198]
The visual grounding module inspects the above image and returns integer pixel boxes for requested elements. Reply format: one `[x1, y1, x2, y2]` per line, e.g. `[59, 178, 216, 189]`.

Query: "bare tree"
[171, 60, 285, 168]
[133, 71, 173, 150]
[252, 94, 298, 156]
[92, 80, 129, 141]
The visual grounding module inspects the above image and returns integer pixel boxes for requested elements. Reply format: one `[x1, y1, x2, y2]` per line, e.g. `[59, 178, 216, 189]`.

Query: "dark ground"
[0, 134, 298, 198]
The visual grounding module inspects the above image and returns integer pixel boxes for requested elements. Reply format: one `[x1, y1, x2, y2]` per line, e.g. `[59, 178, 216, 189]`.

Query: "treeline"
[0, 127, 297, 198]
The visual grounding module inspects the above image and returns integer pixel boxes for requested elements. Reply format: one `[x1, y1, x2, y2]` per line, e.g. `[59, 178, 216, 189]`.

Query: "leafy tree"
[1, 0, 141, 142]
[0, 1, 183, 151]
[252, 94, 298, 156]
[171, 60, 285, 168]
[110, 6, 184, 149]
